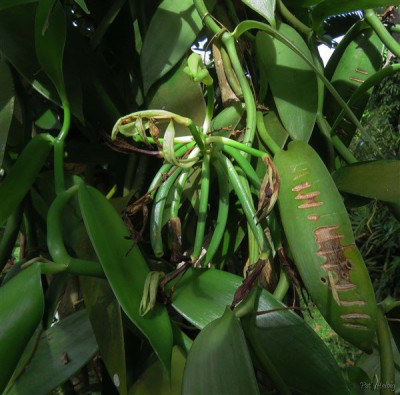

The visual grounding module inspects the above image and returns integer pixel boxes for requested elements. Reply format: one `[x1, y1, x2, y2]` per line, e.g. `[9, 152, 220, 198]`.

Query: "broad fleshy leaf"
[255, 24, 318, 142]
[80, 275, 127, 395]
[182, 307, 260, 395]
[324, 29, 383, 145]
[148, 60, 206, 136]
[129, 346, 186, 395]
[140, 0, 216, 94]
[0, 264, 44, 392]
[8, 309, 98, 394]
[78, 184, 173, 374]
[170, 268, 351, 394]
[0, 58, 14, 168]
[333, 160, 400, 204]
[35, 0, 67, 102]
[241, 0, 276, 27]
[0, 0, 37, 11]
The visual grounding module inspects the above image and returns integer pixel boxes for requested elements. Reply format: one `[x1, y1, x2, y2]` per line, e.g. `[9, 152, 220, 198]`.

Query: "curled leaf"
[140, 271, 165, 316]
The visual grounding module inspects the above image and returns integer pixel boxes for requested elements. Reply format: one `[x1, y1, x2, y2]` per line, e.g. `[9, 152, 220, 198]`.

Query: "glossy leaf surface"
[170, 268, 350, 393]
[325, 29, 383, 145]
[140, 0, 216, 93]
[148, 60, 206, 136]
[8, 309, 98, 394]
[0, 134, 53, 227]
[182, 307, 260, 395]
[241, 0, 276, 27]
[243, 290, 352, 394]
[0, 264, 44, 392]
[129, 346, 186, 395]
[255, 24, 317, 142]
[333, 160, 400, 204]
[0, 59, 14, 168]
[78, 184, 173, 373]
[81, 276, 127, 395]
[35, 0, 67, 101]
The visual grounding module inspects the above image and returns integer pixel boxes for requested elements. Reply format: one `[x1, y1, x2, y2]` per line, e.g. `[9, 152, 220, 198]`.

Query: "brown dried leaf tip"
[230, 259, 266, 310]
[256, 156, 280, 222]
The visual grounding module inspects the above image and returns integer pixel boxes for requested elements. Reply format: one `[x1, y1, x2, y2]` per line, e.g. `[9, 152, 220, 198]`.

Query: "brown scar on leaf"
[307, 214, 319, 221]
[355, 68, 369, 75]
[292, 180, 323, 209]
[314, 225, 363, 306]
[350, 77, 365, 83]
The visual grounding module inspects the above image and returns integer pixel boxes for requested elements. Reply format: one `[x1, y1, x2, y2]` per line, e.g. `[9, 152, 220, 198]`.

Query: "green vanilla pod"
[0, 133, 54, 227]
[275, 141, 376, 351]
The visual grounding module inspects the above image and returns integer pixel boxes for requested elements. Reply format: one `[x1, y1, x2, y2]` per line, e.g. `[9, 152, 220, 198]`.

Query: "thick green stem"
[208, 136, 266, 158]
[202, 159, 229, 267]
[330, 64, 400, 135]
[256, 111, 280, 155]
[222, 33, 257, 155]
[331, 135, 357, 164]
[376, 306, 395, 395]
[217, 153, 270, 254]
[365, 9, 400, 58]
[272, 267, 290, 301]
[233, 20, 382, 156]
[276, 0, 312, 35]
[193, 0, 221, 35]
[47, 185, 104, 277]
[222, 145, 262, 190]
[54, 102, 71, 195]
[203, 84, 215, 134]
[192, 154, 211, 261]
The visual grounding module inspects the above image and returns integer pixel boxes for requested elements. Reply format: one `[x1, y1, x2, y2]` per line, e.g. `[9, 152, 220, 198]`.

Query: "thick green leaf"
[140, 0, 216, 94]
[35, 0, 67, 102]
[333, 160, 400, 204]
[35, 108, 61, 130]
[324, 29, 383, 145]
[78, 184, 173, 374]
[171, 268, 351, 394]
[81, 278, 127, 394]
[0, 264, 44, 392]
[129, 346, 186, 395]
[0, 134, 54, 227]
[148, 60, 206, 136]
[80, 225, 127, 395]
[241, 0, 276, 27]
[0, 58, 14, 168]
[262, 99, 289, 149]
[255, 24, 317, 142]
[8, 309, 98, 395]
[74, 0, 90, 14]
[312, 1, 400, 31]
[0, 4, 84, 122]
[0, 0, 37, 11]
[182, 307, 260, 395]
[243, 290, 352, 394]
[356, 338, 400, 392]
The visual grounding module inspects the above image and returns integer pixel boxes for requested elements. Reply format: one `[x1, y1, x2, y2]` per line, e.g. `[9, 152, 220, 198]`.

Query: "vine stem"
[54, 101, 71, 195]
[233, 20, 382, 157]
[365, 9, 400, 58]
[207, 136, 266, 158]
[276, 0, 312, 35]
[221, 32, 257, 156]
